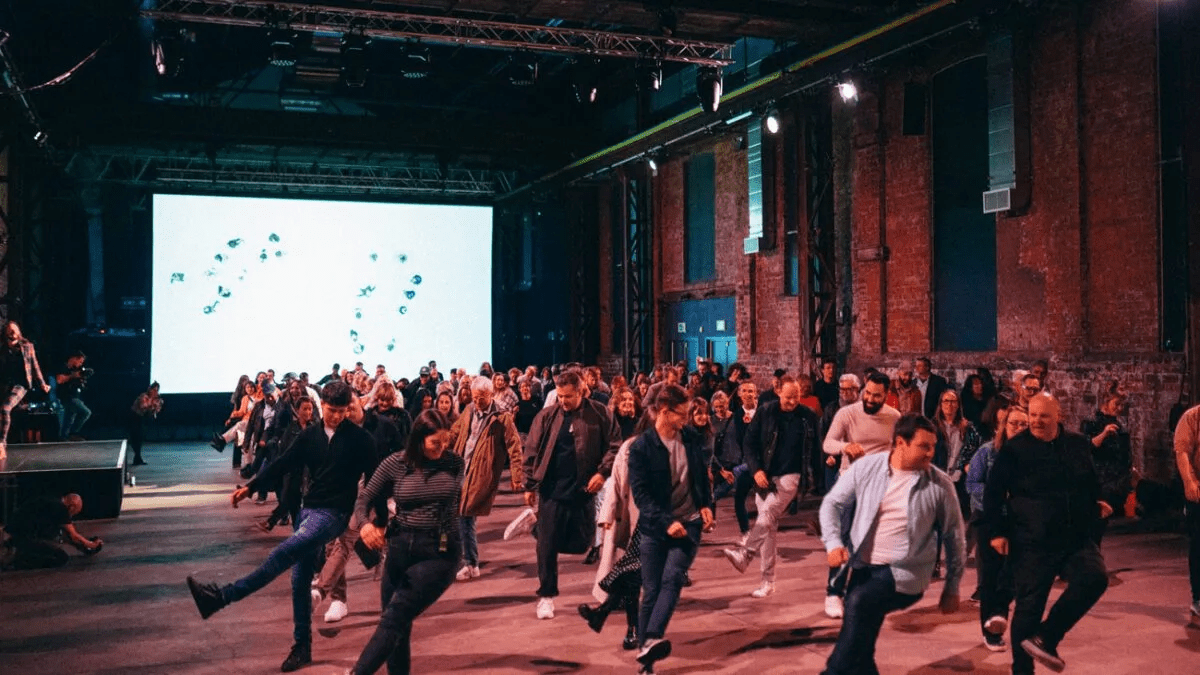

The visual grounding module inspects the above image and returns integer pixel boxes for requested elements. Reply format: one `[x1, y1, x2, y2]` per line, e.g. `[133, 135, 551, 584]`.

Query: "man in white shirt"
[821, 371, 901, 618]
[819, 413, 964, 675]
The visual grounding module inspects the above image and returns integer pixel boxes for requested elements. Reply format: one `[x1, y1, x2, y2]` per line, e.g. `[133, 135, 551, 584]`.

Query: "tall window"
[932, 57, 997, 351]
[685, 152, 716, 283]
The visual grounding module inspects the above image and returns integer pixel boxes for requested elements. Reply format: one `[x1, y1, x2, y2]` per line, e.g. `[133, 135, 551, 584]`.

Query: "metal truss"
[66, 150, 515, 201]
[142, 0, 733, 66]
[805, 99, 837, 365]
[618, 167, 652, 376]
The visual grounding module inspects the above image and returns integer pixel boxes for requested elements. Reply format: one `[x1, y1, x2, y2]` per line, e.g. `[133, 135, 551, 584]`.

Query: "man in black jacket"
[721, 375, 820, 599]
[627, 383, 713, 672]
[915, 357, 949, 420]
[185, 380, 378, 673]
[983, 394, 1111, 674]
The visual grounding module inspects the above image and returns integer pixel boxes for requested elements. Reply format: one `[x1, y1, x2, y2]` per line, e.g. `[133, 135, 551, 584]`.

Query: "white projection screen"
[151, 194, 493, 394]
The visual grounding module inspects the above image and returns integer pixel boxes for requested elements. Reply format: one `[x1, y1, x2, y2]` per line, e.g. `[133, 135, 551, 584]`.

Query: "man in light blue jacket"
[819, 413, 965, 675]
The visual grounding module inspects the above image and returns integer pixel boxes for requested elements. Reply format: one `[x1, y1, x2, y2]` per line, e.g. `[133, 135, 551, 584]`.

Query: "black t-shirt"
[57, 368, 84, 399]
[769, 407, 808, 476]
[514, 399, 541, 434]
[1, 347, 25, 388]
[7, 496, 71, 540]
[542, 411, 580, 500]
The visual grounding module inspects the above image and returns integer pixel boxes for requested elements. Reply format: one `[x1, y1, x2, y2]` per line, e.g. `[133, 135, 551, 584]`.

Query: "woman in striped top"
[347, 410, 462, 675]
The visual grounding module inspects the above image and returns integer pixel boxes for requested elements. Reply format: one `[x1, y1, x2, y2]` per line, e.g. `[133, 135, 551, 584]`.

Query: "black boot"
[211, 433, 226, 452]
[132, 455, 147, 466]
[186, 576, 226, 619]
[577, 601, 613, 633]
[623, 598, 639, 650]
[280, 642, 312, 672]
[623, 624, 639, 651]
[583, 545, 601, 565]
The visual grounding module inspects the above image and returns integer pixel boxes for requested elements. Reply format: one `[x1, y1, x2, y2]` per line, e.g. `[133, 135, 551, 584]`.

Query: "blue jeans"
[459, 516, 478, 566]
[638, 520, 702, 646]
[823, 565, 922, 675]
[222, 507, 349, 645]
[60, 397, 91, 437]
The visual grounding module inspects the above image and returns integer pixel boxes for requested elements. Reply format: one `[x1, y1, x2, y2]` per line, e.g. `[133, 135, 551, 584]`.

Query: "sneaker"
[186, 576, 226, 619]
[750, 582, 775, 598]
[254, 496, 268, 506]
[536, 597, 555, 619]
[722, 547, 752, 574]
[637, 638, 672, 667]
[984, 614, 1008, 635]
[1021, 636, 1065, 673]
[280, 642, 312, 672]
[1191, 599, 1200, 617]
[310, 588, 323, 612]
[210, 433, 226, 452]
[324, 599, 349, 623]
[456, 564, 481, 581]
[504, 508, 537, 541]
[984, 633, 1007, 652]
[824, 595, 844, 619]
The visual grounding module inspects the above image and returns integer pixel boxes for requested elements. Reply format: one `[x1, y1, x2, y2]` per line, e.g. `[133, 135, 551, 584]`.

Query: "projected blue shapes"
[204, 268, 217, 277]
[274, 250, 283, 258]
[354, 308, 363, 320]
[354, 344, 365, 354]
[214, 254, 225, 263]
[404, 290, 416, 300]
[170, 272, 185, 283]
[268, 233, 280, 243]
[218, 286, 232, 298]
[203, 301, 219, 314]
[387, 338, 395, 352]
[410, 275, 422, 285]
[397, 306, 407, 315]
[350, 329, 359, 342]
[370, 253, 378, 262]
[227, 239, 243, 248]
[259, 249, 269, 262]
[398, 254, 407, 263]
[358, 285, 376, 298]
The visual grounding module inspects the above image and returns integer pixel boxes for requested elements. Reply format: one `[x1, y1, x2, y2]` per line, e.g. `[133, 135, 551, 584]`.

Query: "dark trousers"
[1187, 502, 1200, 602]
[10, 537, 69, 569]
[1010, 543, 1108, 675]
[826, 506, 855, 598]
[127, 412, 147, 462]
[977, 533, 1013, 634]
[638, 520, 702, 646]
[712, 464, 753, 533]
[823, 565, 921, 675]
[351, 528, 459, 675]
[535, 496, 588, 597]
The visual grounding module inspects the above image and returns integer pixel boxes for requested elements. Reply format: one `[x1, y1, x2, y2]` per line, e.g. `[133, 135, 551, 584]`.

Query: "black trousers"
[1188, 502, 1200, 602]
[126, 412, 146, 462]
[536, 496, 589, 598]
[822, 565, 922, 675]
[11, 537, 69, 569]
[1009, 542, 1108, 675]
[977, 531, 1013, 635]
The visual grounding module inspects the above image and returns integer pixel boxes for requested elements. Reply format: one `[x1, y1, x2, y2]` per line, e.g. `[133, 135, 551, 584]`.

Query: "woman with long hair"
[513, 380, 540, 439]
[961, 374, 991, 428]
[609, 387, 642, 440]
[348, 410, 461, 675]
[127, 381, 163, 466]
[434, 391, 459, 425]
[212, 380, 257, 454]
[966, 400, 1026, 651]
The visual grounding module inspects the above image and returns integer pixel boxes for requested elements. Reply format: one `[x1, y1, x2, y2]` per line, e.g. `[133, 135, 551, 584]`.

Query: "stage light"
[647, 157, 658, 176]
[837, 80, 858, 102]
[572, 57, 600, 104]
[696, 66, 723, 113]
[341, 33, 370, 88]
[638, 60, 662, 92]
[507, 51, 538, 86]
[268, 29, 298, 68]
[401, 43, 431, 79]
[151, 25, 188, 78]
[765, 107, 781, 134]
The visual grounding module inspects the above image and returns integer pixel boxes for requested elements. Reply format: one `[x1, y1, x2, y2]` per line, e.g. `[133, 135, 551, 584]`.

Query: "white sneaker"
[456, 564, 481, 581]
[310, 588, 323, 613]
[324, 600, 349, 623]
[504, 508, 537, 541]
[984, 614, 1008, 635]
[536, 597, 555, 620]
[750, 582, 775, 598]
[1191, 600, 1200, 618]
[722, 547, 752, 574]
[824, 595, 844, 619]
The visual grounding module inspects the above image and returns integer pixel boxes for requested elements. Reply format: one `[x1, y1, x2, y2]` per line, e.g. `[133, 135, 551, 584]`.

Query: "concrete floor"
[1, 441, 1198, 675]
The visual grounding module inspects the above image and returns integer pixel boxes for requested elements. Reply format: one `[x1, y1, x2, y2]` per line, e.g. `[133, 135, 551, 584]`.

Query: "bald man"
[3, 493, 101, 569]
[983, 395, 1111, 675]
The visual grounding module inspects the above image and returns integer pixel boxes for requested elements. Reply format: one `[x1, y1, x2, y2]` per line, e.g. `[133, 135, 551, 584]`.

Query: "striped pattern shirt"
[355, 451, 464, 531]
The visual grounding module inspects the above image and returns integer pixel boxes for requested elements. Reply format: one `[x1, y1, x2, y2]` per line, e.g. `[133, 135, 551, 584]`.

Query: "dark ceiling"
[1, 1, 935, 181]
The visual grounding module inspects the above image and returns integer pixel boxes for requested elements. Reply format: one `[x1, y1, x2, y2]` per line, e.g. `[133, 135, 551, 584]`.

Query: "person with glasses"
[914, 356, 949, 420]
[966, 399, 1026, 651]
[1017, 374, 1043, 409]
[722, 375, 821, 600]
[627, 384, 713, 673]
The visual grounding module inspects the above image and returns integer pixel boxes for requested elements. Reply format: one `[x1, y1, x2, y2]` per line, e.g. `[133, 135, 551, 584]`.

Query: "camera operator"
[0, 320, 51, 460]
[56, 350, 93, 441]
[1, 493, 102, 569]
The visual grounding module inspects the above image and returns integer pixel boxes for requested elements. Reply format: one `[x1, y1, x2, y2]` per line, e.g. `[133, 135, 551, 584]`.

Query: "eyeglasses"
[839, 387, 858, 392]
[1022, 385, 1041, 393]
[941, 398, 959, 405]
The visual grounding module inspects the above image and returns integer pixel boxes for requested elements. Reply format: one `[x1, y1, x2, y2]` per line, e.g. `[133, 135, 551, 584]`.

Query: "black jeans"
[1187, 502, 1200, 602]
[977, 533, 1013, 635]
[535, 496, 590, 597]
[11, 537, 69, 569]
[822, 565, 921, 675]
[1010, 542, 1108, 675]
[126, 412, 145, 462]
[351, 528, 459, 675]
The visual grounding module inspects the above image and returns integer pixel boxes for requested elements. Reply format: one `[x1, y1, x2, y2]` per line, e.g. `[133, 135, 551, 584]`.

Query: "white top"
[823, 403, 902, 474]
[917, 377, 930, 412]
[860, 468, 919, 565]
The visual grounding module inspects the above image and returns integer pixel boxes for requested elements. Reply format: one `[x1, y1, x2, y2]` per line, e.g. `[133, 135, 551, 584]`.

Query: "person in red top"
[797, 374, 823, 416]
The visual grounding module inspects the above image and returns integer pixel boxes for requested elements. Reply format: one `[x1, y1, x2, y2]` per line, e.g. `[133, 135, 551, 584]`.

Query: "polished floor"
[0, 441, 1197, 675]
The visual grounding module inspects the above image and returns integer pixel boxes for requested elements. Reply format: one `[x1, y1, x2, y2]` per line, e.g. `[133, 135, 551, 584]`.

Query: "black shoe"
[1021, 635, 1065, 672]
[577, 604, 609, 633]
[256, 518, 277, 533]
[681, 571, 693, 587]
[186, 576, 226, 619]
[637, 638, 671, 667]
[280, 642, 312, 672]
[583, 545, 601, 565]
[623, 626, 638, 651]
[132, 457, 147, 466]
[211, 434, 226, 452]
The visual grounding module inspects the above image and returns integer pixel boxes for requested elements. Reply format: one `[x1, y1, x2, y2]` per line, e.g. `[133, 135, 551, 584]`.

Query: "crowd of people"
[176, 353, 1159, 675]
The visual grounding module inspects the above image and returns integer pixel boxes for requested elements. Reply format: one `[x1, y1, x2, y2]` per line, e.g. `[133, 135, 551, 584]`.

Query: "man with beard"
[821, 371, 901, 619]
[890, 369, 922, 417]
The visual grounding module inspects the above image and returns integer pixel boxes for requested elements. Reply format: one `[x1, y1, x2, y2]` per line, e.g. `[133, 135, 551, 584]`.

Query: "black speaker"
[902, 82, 927, 135]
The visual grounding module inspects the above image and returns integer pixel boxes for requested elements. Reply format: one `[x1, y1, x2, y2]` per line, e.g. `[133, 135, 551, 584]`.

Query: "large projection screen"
[151, 194, 493, 394]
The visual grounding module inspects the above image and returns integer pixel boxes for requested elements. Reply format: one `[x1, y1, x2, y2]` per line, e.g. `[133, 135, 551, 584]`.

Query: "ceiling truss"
[142, 0, 734, 66]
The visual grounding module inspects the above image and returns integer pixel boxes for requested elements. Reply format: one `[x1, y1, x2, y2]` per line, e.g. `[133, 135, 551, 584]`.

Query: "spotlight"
[572, 57, 600, 104]
[696, 66, 723, 113]
[837, 80, 858, 102]
[647, 157, 658, 176]
[268, 29, 298, 68]
[507, 51, 538, 86]
[401, 43, 431, 80]
[765, 107, 781, 134]
[151, 25, 188, 78]
[341, 34, 370, 88]
[637, 60, 662, 92]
